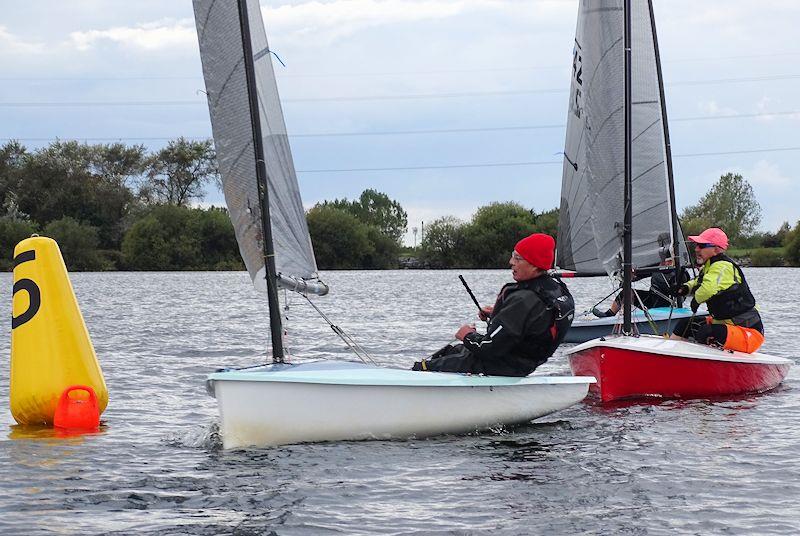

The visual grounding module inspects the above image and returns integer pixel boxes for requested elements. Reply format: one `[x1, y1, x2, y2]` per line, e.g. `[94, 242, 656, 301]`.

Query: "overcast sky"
[2, 0, 799, 244]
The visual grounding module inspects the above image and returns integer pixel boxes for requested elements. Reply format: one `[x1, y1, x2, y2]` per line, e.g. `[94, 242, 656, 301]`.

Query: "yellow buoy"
[10, 236, 108, 425]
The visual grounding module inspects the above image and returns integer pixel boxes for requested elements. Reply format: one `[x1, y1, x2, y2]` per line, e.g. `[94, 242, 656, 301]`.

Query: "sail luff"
[237, 0, 285, 362]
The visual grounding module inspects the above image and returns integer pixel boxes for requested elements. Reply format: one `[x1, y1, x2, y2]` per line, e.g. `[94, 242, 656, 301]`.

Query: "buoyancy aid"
[524, 276, 575, 351]
[697, 254, 756, 320]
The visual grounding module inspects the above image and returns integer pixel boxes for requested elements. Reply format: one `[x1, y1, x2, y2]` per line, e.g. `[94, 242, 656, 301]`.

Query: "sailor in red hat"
[412, 233, 575, 376]
[672, 227, 764, 353]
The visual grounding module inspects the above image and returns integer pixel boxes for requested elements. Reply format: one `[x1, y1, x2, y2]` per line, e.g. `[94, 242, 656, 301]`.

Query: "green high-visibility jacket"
[685, 257, 742, 305]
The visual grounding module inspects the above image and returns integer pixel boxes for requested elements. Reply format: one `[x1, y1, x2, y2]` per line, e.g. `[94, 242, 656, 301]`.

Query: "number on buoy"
[12, 250, 40, 329]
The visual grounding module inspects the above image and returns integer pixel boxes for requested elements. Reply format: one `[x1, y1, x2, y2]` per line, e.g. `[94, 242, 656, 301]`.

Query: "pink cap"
[687, 227, 728, 250]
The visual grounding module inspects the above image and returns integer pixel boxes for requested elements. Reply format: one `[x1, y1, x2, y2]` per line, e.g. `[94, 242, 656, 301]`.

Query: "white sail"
[193, 0, 327, 295]
[557, 0, 689, 275]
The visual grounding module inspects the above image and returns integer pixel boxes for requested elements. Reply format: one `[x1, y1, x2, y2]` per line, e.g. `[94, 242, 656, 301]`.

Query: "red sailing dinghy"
[559, 0, 791, 401]
[567, 335, 791, 402]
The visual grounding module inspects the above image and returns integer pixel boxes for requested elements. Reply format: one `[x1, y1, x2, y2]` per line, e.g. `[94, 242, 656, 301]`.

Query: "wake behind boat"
[209, 361, 594, 449]
[192, 0, 593, 448]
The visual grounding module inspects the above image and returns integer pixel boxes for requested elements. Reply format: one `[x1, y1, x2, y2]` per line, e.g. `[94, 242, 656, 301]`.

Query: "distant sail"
[193, 0, 326, 295]
[557, 0, 688, 275]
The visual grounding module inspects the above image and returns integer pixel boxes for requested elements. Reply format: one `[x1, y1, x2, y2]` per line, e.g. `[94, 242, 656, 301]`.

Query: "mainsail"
[558, 0, 689, 276]
[193, 0, 327, 296]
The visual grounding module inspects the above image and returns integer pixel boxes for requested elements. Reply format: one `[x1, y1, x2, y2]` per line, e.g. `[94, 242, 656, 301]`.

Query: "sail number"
[11, 250, 41, 329]
[571, 44, 584, 119]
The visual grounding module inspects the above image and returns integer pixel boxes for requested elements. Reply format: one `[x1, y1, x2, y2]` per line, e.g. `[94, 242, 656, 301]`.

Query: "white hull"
[209, 362, 594, 448]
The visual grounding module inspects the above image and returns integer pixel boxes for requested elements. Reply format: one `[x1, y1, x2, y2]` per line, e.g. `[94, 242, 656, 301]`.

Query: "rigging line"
[301, 295, 377, 365]
[296, 146, 800, 173]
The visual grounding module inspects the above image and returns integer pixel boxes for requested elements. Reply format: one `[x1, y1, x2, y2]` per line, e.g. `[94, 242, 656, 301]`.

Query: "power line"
[1, 74, 798, 107]
[293, 110, 800, 137]
[3, 52, 800, 81]
[673, 146, 800, 158]
[4, 110, 797, 143]
[0, 100, 202, 107]
[295, 146, 800, 173]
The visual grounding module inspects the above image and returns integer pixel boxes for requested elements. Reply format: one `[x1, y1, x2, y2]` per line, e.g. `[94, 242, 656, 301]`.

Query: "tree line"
[679, 172, 800, 267]
[1, 138, 799, 270]
[0, 138, 240, 271]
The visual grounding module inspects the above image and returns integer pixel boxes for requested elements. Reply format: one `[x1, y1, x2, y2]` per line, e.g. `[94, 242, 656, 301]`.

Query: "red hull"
[569, 345, 791, 402]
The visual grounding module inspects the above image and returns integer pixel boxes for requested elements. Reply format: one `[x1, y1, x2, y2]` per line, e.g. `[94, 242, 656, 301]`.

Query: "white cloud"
[698, 100, 738, 116]
[0, 25, 46, 55]
[748, 160, 792, 189]
[68, 19, 196, 51]
[755, 95, 800, 123]
[261, 0, 570, 45]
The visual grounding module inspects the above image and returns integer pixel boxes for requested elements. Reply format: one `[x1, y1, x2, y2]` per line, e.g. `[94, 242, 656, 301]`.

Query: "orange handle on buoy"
[53, 385, 100, 430]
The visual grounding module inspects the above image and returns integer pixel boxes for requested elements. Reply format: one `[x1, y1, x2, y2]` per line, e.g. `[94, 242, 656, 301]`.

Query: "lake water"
[0, 268, 798, 535]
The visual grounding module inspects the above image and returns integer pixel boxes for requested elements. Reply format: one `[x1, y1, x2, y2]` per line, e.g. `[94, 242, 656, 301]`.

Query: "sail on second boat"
[557, 0, 689, 276]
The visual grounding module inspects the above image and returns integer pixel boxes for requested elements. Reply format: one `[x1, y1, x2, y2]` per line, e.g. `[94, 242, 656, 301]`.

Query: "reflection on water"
[0, 269, 797, 534]
[8, 424, 107, 442]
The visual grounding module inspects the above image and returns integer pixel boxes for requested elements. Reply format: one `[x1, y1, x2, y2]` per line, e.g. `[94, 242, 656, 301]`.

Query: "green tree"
[15, 141, 142, 249]
[321, 189, 407, 243]
[0, 218, 37, 270]
[306, 205, 373, 269]
[44, 217, 103, 271]
[142, 138, 218, 207]
[463, 202, 539, 268]
[0, 141, 27, 218]
[122, 205, 202, 270]
[195, 207, 244, 270]
[784, 221, 800, 266]
[680, 172, 761, 243]
[351, 189, 407, 243]
[532, 207, 559, 237]
[754, 221, 791, 249]
[420, 216, 466, 268]
[363, 226, 400, 268]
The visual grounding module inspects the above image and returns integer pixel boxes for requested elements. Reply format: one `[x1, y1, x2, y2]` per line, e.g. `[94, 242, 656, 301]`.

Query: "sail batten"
[558, 0, 689, 276]
[193, 0, 327, 296]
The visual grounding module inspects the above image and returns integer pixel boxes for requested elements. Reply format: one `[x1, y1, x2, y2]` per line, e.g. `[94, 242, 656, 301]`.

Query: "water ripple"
[0, 269, 797, 534]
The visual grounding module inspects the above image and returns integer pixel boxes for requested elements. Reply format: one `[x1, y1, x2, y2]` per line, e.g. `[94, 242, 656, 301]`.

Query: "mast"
[622, 0, 633, 334]
[648, 0, 683, 305]
[238, 0, 285, 362]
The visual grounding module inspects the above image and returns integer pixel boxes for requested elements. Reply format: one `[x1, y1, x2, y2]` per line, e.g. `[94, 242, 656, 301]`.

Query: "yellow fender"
[10, 236, 108, 425]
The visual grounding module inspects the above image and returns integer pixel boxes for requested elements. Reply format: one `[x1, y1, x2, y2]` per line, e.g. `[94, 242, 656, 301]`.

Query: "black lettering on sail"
[571, 47, 584, 119]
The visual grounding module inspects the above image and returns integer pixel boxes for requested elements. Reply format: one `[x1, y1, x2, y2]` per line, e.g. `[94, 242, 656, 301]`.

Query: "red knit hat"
[514, 233, 555, 270]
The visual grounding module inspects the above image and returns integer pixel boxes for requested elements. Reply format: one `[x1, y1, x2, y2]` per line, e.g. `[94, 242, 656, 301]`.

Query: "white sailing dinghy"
[192, 0, 594, 448]
[558, 0, 791, 401]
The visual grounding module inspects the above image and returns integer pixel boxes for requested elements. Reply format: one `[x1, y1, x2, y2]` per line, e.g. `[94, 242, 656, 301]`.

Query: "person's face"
[510, 251, 539, 281]
[693, 242, 721, 264]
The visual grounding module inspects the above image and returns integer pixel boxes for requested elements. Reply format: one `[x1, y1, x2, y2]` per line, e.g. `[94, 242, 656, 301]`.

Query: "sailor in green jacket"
[671, 227, 764, 353]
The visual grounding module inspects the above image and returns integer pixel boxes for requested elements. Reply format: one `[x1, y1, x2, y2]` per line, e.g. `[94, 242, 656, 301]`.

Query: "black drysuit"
[415, 275, 574, 377]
